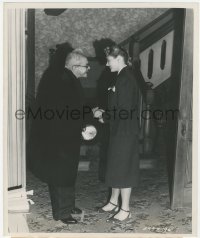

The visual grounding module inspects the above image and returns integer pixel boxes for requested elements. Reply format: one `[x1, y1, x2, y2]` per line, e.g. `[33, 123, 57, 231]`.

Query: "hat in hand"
[82, 125, 97, 141]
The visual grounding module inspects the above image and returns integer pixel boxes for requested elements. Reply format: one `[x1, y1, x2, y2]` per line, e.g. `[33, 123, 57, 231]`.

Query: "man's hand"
[92, 107, 99, 114]
[92, 107, 105, 119]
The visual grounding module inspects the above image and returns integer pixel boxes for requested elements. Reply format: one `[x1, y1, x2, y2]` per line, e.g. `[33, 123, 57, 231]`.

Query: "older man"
[28, 48, 90, 224]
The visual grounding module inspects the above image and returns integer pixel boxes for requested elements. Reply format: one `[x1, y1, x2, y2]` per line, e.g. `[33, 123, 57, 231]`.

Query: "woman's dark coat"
[104, 66, 140, 188]
[27, 68, 85, 186]
[96, 66, 117, 182]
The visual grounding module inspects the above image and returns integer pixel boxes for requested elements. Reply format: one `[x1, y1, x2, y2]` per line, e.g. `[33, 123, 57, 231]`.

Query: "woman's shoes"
[106, 208, 131, 223]
[98, 201, 119, 213]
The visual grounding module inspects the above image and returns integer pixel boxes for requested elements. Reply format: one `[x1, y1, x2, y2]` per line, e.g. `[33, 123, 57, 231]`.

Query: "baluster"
[131, 38, 156, 168]
[143, 82, 154, 154]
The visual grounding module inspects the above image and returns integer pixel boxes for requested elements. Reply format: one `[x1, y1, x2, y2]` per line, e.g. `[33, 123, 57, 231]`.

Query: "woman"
[94, 45, 140, 222]
[93, 38, 117, 182]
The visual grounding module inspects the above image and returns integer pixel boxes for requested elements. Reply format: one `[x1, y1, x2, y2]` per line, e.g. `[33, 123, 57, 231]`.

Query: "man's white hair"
[65, 49, 86, 70]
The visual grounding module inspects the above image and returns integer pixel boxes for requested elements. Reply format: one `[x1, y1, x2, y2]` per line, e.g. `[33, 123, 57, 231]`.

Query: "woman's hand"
[98, 118, 104, 123]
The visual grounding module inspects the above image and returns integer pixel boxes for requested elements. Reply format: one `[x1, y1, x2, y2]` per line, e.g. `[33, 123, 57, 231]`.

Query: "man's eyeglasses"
[73, 65, 90, 69]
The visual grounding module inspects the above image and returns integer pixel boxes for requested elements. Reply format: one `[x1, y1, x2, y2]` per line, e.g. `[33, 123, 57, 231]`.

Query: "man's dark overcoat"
[28, 67, 85, 186]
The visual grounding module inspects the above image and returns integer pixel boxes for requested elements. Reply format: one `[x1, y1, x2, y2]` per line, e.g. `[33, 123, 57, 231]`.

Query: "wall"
[35, 8, 168, 91]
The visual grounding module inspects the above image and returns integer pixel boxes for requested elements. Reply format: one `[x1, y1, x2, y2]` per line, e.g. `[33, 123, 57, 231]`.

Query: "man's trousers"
[48, 184, 75, 220]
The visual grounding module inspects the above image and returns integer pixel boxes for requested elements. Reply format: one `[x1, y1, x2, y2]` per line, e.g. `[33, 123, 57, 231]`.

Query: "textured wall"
[35, 8, 168, 91]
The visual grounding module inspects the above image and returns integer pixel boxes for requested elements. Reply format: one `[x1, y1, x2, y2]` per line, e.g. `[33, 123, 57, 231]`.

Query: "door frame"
[171, 9, 193, 209]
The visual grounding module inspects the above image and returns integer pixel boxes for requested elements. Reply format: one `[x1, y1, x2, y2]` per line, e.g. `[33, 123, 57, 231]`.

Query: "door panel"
[139, 30, 174, 88]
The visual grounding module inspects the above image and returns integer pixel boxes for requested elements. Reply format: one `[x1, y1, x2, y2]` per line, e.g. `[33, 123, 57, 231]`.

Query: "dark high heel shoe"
[106, 208, 132, 223]
[97, 201, 119, 213]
